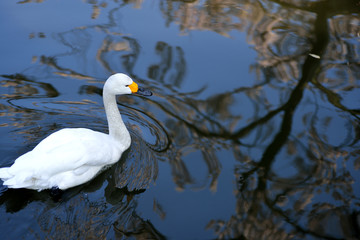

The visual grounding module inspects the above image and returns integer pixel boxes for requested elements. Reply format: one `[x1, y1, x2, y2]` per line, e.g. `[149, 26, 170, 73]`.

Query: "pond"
[0, 0, 360, 239]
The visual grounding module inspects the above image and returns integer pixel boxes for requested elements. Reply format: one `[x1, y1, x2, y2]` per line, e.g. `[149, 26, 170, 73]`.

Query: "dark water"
[0, 0, 360, 239]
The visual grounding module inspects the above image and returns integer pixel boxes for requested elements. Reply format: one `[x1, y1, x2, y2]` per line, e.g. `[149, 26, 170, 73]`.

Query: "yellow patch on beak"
[128, 81, 138, 93]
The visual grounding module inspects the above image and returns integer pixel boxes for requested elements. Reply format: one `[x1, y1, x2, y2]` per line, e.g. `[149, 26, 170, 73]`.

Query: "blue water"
[0, 0, 360, 239]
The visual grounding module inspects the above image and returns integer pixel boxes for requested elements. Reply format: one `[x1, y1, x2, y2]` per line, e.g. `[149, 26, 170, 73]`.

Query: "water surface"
[0, 0, 360, 239]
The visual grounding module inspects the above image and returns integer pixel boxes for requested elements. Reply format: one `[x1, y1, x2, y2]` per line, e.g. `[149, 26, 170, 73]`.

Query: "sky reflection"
[0, 0, 360, 239]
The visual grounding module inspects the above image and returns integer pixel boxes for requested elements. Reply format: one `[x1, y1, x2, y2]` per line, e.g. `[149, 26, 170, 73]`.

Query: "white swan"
[0, 73, 152, 191]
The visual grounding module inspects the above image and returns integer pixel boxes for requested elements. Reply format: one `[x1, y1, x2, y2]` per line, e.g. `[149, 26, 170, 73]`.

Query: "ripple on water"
[113, 107, 169, 191]
[123, 106, 170, 153]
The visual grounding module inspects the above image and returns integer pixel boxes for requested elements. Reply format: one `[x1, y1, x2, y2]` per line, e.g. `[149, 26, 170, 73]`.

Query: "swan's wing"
[0, 128, 126, 190]
[33, 128, 106, 153]
[8, 128, 122, 176]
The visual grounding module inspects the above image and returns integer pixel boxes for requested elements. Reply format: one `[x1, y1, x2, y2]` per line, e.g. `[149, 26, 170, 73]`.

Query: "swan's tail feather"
[3, 178, 39, 190]
[0, 169, 39, 189]
[0, 167, 12, 180]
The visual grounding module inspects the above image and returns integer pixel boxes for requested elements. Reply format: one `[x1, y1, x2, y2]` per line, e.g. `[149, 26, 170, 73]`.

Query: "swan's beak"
[129, 81, 152, 96]
[128, 82, 138, 93]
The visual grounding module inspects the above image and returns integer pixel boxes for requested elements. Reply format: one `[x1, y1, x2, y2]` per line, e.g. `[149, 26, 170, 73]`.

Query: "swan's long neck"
[103, 89, 131, 148]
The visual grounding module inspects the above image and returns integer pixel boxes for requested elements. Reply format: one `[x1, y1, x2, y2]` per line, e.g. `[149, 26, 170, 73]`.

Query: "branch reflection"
[1, 0, 359, 239]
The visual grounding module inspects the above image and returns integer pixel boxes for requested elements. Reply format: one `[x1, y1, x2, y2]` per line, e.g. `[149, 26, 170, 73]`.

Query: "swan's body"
[0, 73, 151, 191]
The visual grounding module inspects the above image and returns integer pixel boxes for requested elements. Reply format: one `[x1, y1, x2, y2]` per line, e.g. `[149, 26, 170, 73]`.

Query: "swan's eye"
[125, 84, 129, 87]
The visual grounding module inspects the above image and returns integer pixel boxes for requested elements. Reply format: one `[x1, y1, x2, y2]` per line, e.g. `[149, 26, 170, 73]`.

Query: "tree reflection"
[154, 0, 359, 239]
[1, 0, 360, 239]
[36, 169, 165, 239]
[148, 41, 186, 87]
[156, 0, 360, 239]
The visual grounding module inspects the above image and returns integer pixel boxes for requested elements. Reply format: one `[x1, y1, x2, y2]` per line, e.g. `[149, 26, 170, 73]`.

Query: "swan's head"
[104, 73, 152, 96]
